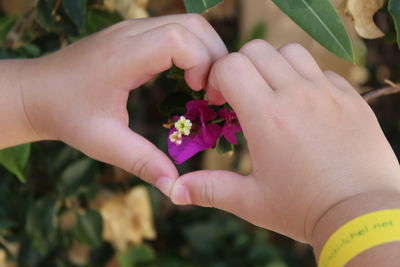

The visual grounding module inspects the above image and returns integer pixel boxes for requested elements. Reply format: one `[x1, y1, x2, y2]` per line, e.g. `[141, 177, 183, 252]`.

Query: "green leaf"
[0, 218, 18, 229]
[0, 48, 17, 59]
[17, 242, 43, 267]
[73, 209, 103, 248]
[389, 0, 400, 48]
[36, 0, 58, 31]
[16, 43, 41, 58]
[272, 0, 355, 63]
[183, 0, 224, 13]
[89, 243, 115, 266]
[237, 22, 267, 50]
[0, 144, 31, 183]
[62, 0, 87, 30]
[353, 39, 367, 66]
[81, 8, 122, 36]
[0, 16, 17, 44]
[216, 136, 233, 155]
[166, 66, 184, 80]
[26, 196, 61, 253]
[249, 22, 267, 40]
[118, 245, 156, 267]
[183, 222, 219, 254]
[58, 158, 96, 197]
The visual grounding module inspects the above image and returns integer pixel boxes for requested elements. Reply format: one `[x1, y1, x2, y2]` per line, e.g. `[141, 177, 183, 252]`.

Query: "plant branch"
[362, 79, 400, 102]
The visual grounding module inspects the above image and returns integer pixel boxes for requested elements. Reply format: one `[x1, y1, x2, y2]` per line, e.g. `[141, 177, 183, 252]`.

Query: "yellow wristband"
[318, 209, 400, 267]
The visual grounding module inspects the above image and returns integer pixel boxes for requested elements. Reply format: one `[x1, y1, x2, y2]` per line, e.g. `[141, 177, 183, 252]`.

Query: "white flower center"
[169, 131, 182, 145]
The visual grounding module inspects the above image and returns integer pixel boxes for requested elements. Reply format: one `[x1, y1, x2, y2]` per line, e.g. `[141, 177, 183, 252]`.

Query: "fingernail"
[156, 177, 173, 196]
[172, 184, 191, 205]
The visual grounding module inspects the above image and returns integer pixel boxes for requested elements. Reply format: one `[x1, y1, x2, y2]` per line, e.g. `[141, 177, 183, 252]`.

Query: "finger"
[79, 119, 179, 197]
[324, 70, 360, 95]
[208, 52, 275, 123]
[171, 170, 258, 217]
[239, 40, 304, 91]
[118, 23, 213, 91]
[120, 14, 228, 61]
[205, 84, 225, 105]
[111, 14, 228, 103]
[278, 43, 326, 82]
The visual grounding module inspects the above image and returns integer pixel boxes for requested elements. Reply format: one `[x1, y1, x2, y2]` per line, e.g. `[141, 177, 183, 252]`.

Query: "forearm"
[0, 59, 41, 148]
[311, 190, 400, 266]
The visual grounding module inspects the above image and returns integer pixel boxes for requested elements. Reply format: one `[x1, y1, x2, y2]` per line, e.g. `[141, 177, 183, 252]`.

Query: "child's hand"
[19, 14, 227, 195]
[171, 40, 400, 243]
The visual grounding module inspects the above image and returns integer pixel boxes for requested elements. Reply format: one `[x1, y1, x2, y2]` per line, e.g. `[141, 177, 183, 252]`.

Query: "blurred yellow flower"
[339, 0, 385, 39]
[95, 186, 156, 251]
[104, 0, 149, 19]
[0, 241, 18, 267]
[0, 250, 6, 266]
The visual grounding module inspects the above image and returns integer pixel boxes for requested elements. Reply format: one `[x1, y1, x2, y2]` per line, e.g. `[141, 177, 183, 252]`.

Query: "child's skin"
[1, 14, 400, 265]
[0, 14, 227, 188]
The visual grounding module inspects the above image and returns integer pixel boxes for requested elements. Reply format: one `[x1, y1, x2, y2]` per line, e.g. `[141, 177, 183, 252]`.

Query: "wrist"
[19, 56, 58, 141]
[0, 59, 41, 148]
[310, 189, 400, 258]
[303, 168, 400, 244]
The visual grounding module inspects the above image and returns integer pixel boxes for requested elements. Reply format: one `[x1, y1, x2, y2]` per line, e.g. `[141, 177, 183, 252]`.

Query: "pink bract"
[219, 108, 242, 145]
[168, 100, 222, 164]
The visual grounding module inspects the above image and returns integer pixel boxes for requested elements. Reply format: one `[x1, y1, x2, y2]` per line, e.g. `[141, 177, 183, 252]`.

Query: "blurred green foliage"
[272, 0, 354, 62]
[0, 144, 30, 182]
[183, 0, 223, 14]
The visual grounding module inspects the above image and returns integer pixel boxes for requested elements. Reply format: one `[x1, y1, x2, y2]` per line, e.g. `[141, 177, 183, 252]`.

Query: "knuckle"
[240, 39, 268, 54]
[130, 153, 153, 180]
[213, 52, 248, 74]
[210, 53, 250, 86]
[162, 23, 188, 48]
[185, 13, 209, 29]
[260, 114, 282, 133]
[114, 20, 132, 30]
[279, 42, 306, 54]
[283, 85, 315, 108]
[104, 20, 133, 35]
[323, 70, 338, 77]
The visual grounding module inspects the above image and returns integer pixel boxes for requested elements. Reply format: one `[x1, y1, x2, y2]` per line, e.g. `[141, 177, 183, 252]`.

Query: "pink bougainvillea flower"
[168, 100, 222, 164]
[219, 108, 242, 145]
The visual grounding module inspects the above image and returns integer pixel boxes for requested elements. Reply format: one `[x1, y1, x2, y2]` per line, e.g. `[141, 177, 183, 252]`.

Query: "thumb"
[171, 170, 257, 217]
[76, 120, 179, 196]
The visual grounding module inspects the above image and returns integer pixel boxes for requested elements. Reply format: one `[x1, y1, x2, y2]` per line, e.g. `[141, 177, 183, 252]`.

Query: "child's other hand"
[172, 40, 400, 243]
